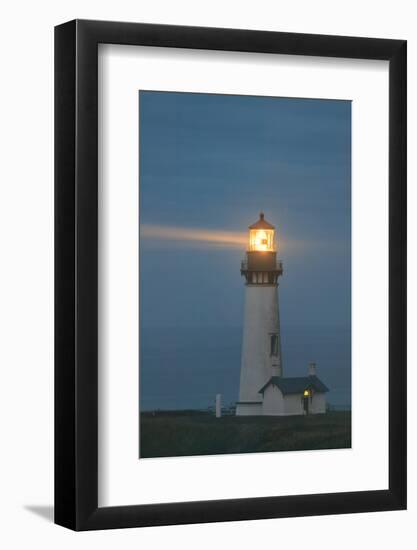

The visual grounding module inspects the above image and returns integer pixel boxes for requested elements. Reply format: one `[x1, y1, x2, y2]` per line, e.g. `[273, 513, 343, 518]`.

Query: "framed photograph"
[55, 20, 406, 530]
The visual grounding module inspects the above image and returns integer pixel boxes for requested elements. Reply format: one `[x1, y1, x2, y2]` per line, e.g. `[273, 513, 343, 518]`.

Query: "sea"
[139, 324, 351, 411]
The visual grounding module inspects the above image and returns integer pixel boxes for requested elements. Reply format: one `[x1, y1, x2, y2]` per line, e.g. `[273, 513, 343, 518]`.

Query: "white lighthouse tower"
[236, 213, 284, 416]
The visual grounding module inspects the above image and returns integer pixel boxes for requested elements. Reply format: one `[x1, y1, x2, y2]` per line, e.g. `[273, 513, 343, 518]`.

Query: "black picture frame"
[55, 19, 407, 531]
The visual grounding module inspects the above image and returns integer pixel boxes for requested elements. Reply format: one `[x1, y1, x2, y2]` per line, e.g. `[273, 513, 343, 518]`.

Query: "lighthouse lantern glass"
[249, 228, 274, 251]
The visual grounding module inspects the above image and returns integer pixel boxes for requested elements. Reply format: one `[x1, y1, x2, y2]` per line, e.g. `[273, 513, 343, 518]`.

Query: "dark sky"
[139, 91, 351, 410]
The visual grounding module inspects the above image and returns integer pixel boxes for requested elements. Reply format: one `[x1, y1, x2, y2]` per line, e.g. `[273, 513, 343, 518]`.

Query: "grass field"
[139, 411, 351, 458]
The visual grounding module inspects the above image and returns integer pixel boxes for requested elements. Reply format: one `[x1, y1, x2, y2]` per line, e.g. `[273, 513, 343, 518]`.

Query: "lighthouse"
[236, 212, 283, 416]
[235, 213, 329, 416]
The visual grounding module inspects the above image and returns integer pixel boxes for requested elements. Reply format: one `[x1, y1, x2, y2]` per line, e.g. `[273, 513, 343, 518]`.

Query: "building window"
[270, 334, 279, 356]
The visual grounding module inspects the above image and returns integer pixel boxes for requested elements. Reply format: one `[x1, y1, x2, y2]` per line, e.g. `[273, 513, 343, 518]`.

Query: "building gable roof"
[258, 375, 329, 395]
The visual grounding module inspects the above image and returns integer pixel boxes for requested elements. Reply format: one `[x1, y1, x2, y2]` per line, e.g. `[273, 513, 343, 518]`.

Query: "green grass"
[140, 411, 351, 458]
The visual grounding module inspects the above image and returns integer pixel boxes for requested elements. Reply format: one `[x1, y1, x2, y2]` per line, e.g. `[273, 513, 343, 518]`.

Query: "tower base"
[235, 401, 263, 416]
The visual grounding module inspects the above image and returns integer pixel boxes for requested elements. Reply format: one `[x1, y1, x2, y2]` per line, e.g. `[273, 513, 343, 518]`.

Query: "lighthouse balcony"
[241, 259, 283, 274]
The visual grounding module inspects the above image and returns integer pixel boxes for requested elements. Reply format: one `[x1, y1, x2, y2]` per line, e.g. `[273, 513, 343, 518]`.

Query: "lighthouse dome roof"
[249, 212, 275, 230]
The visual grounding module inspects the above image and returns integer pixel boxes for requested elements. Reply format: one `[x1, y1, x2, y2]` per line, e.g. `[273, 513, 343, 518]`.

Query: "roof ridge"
[258, 375, 329, 395]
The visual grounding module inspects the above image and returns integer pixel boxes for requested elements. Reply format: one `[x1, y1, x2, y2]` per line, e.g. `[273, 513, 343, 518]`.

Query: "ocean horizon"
[139, 323, 351, 411]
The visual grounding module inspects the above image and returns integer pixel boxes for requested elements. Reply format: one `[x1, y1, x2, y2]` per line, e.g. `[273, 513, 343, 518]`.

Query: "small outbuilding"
[259, 372, 329, 416]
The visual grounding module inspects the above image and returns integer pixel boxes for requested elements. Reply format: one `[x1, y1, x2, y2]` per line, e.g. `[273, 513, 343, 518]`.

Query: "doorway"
[303, 389, 310, 414]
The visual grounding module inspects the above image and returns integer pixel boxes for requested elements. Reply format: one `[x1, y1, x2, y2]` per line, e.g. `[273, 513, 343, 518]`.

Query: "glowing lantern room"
[248, 212, 275, 251]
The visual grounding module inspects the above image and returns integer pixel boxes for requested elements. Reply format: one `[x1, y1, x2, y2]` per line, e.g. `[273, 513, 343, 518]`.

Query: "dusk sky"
[139, 91, 351, 410]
